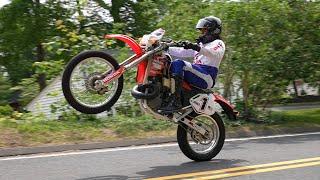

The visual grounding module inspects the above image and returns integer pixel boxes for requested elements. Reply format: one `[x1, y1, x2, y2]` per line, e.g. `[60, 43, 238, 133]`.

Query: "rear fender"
[214, 94, 239, 120]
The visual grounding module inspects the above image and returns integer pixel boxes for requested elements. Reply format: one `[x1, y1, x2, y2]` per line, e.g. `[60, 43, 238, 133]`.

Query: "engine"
[131, 54, 172, 111]
[146, 54, 172, 111]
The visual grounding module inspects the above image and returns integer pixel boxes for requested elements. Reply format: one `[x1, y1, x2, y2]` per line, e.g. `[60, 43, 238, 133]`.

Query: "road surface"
[0, 132, 319, 180]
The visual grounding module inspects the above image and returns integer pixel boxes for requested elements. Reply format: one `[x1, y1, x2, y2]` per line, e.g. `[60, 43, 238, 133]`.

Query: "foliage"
[44, 20, 107, 62]
[33, 60, 64, 81]
[0, 73, 12, 105]
[93, 0, 167, 37]
[0, 105, 13, 116]
[0, 0, 71, 84]
[10, 76, 39, 106]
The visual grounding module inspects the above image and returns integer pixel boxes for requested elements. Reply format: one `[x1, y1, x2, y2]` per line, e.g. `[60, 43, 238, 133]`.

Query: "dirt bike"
[62, 29, 238, 161]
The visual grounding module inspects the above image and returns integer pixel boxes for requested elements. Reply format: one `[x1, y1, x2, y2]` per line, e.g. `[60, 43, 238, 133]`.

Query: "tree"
[0, 0, 71, 88]
[93, 0, 166, 37]
[0, 67, 12, 105]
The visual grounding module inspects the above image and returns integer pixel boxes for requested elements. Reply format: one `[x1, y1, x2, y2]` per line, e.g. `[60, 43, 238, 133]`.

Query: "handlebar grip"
[167, 41, 185, 47]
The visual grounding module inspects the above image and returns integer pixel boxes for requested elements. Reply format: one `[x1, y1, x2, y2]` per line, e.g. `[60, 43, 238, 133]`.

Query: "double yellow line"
[146, 157, 320, 180]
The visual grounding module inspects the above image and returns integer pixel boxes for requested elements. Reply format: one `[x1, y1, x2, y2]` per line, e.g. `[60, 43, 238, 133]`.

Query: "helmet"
[195, 16, 222, 44]
[196, 16, 222, 35]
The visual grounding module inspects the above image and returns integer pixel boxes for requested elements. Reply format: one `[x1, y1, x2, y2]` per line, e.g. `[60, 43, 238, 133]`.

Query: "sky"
[0, 0, 10, 8]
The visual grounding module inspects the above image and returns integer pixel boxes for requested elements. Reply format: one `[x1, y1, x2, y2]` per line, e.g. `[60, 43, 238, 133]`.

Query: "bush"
[0, 105, 13, 116]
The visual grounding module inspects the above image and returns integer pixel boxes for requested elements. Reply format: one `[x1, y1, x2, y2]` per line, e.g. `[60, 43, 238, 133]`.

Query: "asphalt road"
[0, 132, 319, 180]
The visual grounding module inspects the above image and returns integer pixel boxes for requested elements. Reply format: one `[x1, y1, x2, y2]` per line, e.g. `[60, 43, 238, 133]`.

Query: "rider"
[160, 16, 225, 113]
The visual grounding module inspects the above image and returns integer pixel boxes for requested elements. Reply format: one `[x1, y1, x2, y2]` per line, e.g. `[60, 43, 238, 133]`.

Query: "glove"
[182, 41, 201, 52]
[162, 43, 169, 51]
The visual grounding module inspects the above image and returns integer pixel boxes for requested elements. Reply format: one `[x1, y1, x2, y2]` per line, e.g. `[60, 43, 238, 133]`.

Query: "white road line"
[225, 132, 320, 141]
[0, 132, 319, 161]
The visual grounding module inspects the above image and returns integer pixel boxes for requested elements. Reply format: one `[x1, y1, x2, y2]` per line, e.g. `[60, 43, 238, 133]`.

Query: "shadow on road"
[137, 158, 247, 179]
[75, 159, 247, 180]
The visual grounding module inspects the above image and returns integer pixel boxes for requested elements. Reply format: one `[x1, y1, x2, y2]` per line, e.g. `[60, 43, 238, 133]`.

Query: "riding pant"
[170, 59, 218, 89]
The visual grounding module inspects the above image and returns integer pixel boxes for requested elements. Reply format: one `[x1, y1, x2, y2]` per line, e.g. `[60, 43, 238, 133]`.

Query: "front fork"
[173, 108, 208, 137]
[94, 46, 164, 91]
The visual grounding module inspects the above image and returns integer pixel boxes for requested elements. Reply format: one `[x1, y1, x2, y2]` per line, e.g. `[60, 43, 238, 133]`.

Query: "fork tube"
[101, 54, 137, 77]
[124, 49, 155, 70]
[143, 57, 153, 84]
[119, 54, 137, 66]
[101, 51, 154, 84]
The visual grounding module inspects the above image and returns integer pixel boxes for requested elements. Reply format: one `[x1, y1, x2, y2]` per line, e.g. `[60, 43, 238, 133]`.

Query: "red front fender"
[105, 34, 146, 84]
[105, 34, 143, 57]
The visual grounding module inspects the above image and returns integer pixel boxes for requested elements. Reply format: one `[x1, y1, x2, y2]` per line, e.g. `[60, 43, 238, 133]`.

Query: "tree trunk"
[76, 0, 85, 32]
[242, 71, 250, 119]
[222, 49, 234, 101]
[292, 80, 299, 97]
[222, 69, 234, 101]
[111, 0, 125, 23]
[36, 43, 46, 91]
[34, 0, 46, 91]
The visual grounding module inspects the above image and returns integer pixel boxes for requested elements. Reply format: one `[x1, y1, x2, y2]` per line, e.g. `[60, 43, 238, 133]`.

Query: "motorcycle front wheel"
[177, 113, 225, 161]
[62, 50, 124, 114]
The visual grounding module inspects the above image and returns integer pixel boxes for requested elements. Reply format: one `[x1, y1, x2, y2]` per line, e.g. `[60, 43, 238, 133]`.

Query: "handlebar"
[145, 40, 186, 53]
[152, 41, 185, 52]
[163, 41, 185, 48]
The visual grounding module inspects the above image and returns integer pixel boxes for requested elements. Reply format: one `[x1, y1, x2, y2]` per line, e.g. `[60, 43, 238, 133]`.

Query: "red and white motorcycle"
[62, 29, 238, 161]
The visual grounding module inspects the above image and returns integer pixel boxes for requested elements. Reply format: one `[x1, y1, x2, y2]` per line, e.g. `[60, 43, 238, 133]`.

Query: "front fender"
[105, 34, 145, 84]
[214, 94, 239, 121]
[105, 34, 143, 57]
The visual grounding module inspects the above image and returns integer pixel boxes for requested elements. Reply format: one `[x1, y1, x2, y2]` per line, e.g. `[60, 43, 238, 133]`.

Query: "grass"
[0, 108, 319, 148]
[270, 108, 320, 125]
[0, 112, 175, 148]
[225, 108, 320, 136]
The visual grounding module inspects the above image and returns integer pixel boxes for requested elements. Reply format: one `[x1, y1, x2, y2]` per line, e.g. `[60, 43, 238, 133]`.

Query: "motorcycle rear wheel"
[62, 50, 124, 114]
[177, 113, 225, 161]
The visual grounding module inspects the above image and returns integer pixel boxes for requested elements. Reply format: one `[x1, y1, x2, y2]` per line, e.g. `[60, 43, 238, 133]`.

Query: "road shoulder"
[1, 124, 319, 157]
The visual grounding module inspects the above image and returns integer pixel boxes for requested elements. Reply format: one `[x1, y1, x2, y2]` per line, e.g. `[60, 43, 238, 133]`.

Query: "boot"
[159, 75, 183, 113]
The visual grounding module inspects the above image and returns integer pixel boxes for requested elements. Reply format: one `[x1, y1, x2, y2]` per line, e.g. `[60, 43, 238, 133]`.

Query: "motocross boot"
[159, 75, 183, 114]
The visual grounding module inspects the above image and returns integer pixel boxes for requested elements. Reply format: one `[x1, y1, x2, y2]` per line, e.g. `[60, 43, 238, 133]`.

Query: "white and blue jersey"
[168, 39, 225, 89]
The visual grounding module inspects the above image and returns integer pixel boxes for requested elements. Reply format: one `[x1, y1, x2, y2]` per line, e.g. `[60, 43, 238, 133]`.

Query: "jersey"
[168, 39, 225, 69]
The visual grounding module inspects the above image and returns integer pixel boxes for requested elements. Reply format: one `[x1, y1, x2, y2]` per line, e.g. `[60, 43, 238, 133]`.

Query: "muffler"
[131, 83, 159, 99]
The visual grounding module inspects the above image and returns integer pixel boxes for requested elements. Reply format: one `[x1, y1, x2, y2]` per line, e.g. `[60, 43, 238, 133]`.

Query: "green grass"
[0, 112, 175, 148]
[226, 108, 320, 135]
[0, 108, 319, 148]
[270, 108, 320, 125]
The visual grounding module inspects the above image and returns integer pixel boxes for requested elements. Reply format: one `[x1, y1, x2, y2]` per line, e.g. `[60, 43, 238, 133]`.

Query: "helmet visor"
[195, 18, 208, 29]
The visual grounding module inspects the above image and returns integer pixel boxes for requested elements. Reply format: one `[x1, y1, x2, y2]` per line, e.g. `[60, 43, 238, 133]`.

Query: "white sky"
[0, 0, 10, 8]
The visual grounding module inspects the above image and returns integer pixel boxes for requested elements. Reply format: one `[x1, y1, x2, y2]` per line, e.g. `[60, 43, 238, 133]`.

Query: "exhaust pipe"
[131, 83, 159, 99]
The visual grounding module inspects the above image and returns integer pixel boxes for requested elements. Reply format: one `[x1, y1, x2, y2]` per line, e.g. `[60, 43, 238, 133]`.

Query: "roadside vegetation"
[270, 108, 320, 125]
[0, 106, 175, 147]
[0, 107, 319, 148]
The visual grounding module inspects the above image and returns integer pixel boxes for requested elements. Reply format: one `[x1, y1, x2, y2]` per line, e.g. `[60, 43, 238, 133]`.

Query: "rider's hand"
[163, 43, 169, 51]
[183, 41, 201, 52]
[175, 41, 186, 47]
